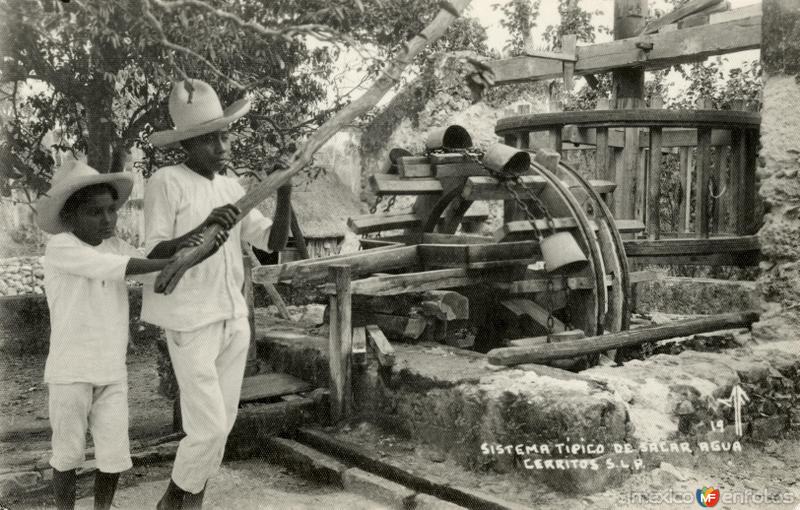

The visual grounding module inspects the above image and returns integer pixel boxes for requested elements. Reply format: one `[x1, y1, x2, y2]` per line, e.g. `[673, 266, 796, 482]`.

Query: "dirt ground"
[11, 458, 392, 510]
[4, 344, 800, 510]
[330, 422, 800, 510]
[0, 345, 174, 462]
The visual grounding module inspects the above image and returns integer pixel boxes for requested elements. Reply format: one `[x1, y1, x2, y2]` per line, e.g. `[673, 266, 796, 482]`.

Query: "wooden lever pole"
[154, 0, 471, 294]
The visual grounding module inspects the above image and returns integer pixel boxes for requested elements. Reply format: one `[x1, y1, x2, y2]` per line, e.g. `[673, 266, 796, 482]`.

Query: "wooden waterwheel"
[347, 126, 637, 345]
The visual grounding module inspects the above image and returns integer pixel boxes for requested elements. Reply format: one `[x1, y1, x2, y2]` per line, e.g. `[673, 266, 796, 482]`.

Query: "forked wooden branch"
[154, 0, 471, 294]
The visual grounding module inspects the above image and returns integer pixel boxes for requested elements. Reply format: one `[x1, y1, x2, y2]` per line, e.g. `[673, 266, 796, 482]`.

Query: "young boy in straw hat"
[35, 160, 228, 510]
[144, 79, 292, 509]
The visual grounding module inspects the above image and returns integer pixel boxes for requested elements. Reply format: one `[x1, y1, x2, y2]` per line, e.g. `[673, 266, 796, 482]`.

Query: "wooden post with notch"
[612, 0, 647, 220]
[328, 264, 352, 422]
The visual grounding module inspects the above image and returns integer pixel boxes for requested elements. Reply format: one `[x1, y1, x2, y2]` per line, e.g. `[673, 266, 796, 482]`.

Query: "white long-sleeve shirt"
[141, 164, 273, 332]
[43, 233, 142, 384]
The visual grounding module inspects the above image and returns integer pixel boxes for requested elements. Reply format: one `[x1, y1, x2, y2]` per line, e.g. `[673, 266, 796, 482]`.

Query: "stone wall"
[0, 287, 162, 355]
[753, 0, 800, 341]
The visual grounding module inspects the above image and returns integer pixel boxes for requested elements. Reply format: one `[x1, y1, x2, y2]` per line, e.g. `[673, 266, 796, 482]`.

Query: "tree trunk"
[84, 80, 116, 173]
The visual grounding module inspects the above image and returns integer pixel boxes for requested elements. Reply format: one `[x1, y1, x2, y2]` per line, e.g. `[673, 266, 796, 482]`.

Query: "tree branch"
[150, 0, 352, 44]
[154, 0, 472, 294]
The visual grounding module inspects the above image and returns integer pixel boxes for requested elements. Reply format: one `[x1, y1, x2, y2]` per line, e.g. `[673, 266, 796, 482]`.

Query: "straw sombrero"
[149, 79, 251, 147]
[35, 160, 134, 235]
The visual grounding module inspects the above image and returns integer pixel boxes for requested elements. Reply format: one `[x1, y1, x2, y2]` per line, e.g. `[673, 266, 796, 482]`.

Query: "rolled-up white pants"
[165, 317, 249, 493]
[49, 382, 132, 473]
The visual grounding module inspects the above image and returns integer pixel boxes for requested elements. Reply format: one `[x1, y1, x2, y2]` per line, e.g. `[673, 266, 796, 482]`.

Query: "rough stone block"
[264, 437, 348, 485]
[633, 277, 758, 315]
[342, 467, 416, 509]
[0, 470, 43, 498]
[536, 451, 639, 495]
[751, 415, 788, 441]
[413, 493, 468, 510]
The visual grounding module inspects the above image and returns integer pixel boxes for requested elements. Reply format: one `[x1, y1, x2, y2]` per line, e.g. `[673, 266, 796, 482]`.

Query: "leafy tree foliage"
[493, 0, 541, 56]
[0, 0, 488, 202]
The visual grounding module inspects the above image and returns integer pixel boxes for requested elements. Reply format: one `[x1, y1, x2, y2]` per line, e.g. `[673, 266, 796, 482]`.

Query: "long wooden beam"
[252, 246, 420, 285]
[349, 267, 518, 296]
[534, 127, 734, 149]
[487, 311, 759, 366]
[486, 14, 760, 84]
[623, 235, 759, 256]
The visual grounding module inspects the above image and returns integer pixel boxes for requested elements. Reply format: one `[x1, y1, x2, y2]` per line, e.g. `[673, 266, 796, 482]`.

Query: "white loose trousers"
[165, 317, 250, 493]
[48, 382, 132, 473]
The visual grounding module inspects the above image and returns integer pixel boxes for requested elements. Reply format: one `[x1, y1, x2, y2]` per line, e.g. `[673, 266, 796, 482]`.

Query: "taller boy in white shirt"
[143, 79, 292, 510]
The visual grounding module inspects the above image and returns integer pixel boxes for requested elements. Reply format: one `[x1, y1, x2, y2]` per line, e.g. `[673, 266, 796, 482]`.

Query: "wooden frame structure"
[479, 0, 763, 262]
[249, 0, 765, 422]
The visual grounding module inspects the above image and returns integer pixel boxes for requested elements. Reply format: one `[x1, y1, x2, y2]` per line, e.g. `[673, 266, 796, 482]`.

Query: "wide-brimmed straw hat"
[149, 79, 251, 147]
[35, 160, 134, 234]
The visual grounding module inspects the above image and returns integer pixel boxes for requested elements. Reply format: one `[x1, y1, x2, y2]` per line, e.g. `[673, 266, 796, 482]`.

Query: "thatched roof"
[241, 170, 365, 239]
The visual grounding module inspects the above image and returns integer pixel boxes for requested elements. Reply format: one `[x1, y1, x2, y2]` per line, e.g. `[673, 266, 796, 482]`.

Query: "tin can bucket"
[483, 143, 531, 174]
[425, 125, 473, 151]
[540, 231, 588, 273]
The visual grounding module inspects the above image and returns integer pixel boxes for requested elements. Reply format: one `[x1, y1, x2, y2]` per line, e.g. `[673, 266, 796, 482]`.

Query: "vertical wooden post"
[714, 145, 730, 233]
[635, 147, 648, 222]
[612, 0, 647, 220]
[696, 97, 714, 237]
[741, 128, 758, 234]
[678, 147, 691, 232]
[696, 129, 712, 238]
[242, 244, 259, 377]
[595, 98, 612, 189]
[730, 128, 746, 234]
[328, 264, 352, 422]
[647, 138, 663, 239]
[561, 34, 578, 94]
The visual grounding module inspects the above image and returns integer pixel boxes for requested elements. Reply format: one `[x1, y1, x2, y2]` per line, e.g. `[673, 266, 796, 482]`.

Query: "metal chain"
[383, 195, 397, 213]
[562, 275, 573, 329]
[369, 194, 383, 214]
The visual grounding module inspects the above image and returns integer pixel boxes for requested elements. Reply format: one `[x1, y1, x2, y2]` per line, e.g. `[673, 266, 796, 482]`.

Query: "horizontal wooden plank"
[487, 15, 760, 83]
[640, 0, 723, 35]
[623, 235, 759, 256]
[462, 175, 548, 201]
[492, 273, 599, 294]
[497, 110, 760, 135]
[377, 233, 494, 245]
[541, 127, 734, 149]
[494, 218, 579, 242]
[398, 156, 432, 178]
[350, 267, 521, 296]
[587, 179, 616, 194]
[709, 3, 760, 24]
[614, 219, 646, 234]
[348, 212, 421, 234]
[420, 241, 540, 268]
[253, 246, 420, 285]
[434, 162, 489, 178]
[627, 253, 760, 266]
[488, 312, 759, 366]
[240, 373, 312, 403]
[369, 174, 443, 195]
